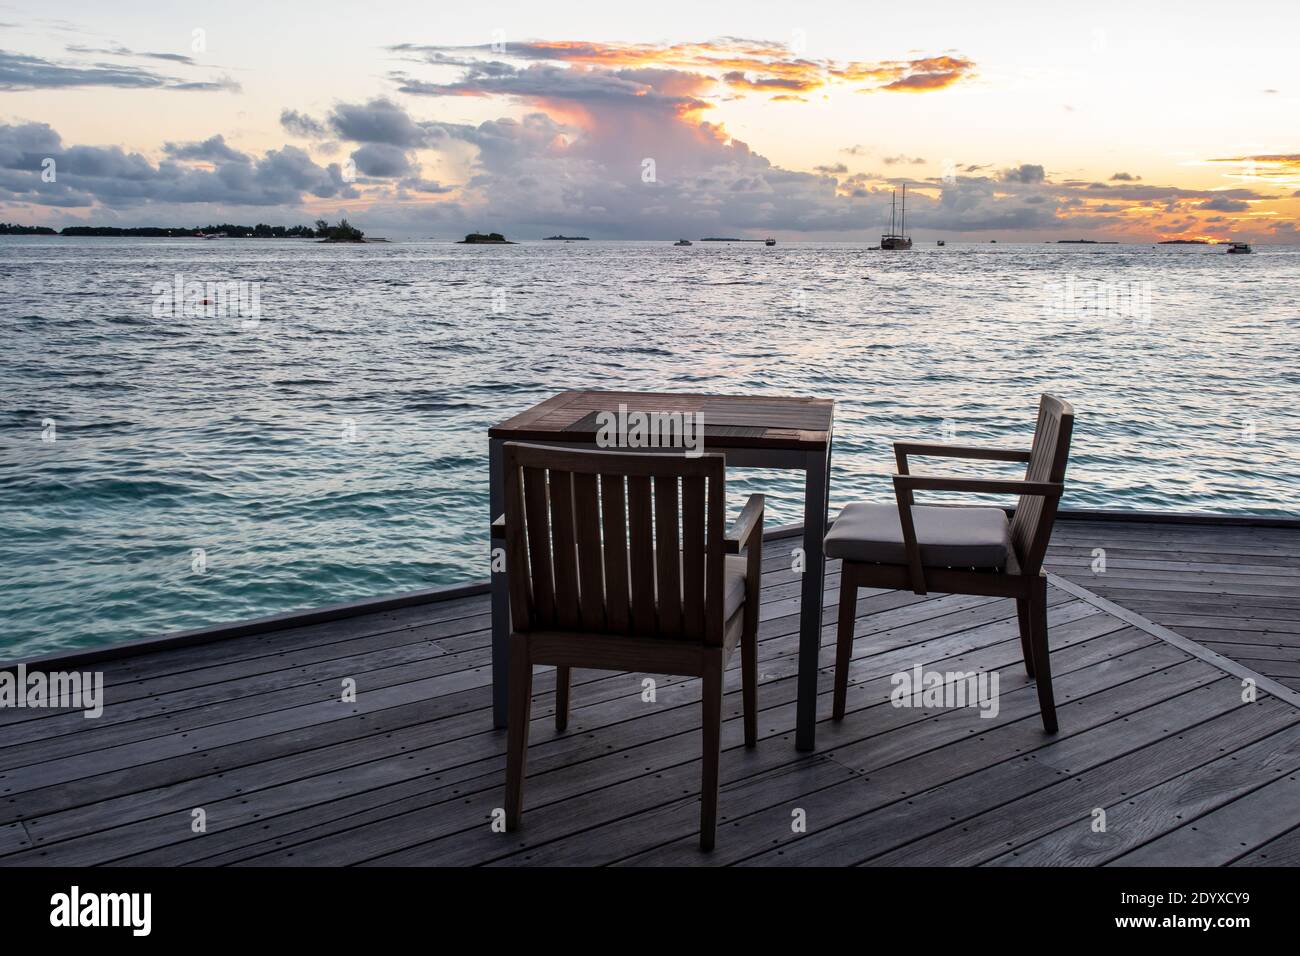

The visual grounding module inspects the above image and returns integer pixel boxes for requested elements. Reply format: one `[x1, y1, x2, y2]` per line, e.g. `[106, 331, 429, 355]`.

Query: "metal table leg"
[795, 445, 830, 751]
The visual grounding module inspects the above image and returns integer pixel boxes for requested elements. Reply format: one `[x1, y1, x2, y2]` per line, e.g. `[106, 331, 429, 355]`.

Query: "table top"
[489, 389, 834, 451]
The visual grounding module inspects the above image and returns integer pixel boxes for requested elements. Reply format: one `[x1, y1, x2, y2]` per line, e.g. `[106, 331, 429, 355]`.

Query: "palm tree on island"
[316, 218, 365, 242]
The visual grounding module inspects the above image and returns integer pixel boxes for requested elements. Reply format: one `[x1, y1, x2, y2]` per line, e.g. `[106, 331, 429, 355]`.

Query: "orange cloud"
[393, 38, 977, 101]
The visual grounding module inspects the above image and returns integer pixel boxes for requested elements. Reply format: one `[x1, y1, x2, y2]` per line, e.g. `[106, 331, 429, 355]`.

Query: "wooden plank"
[1233, 824, 1300, 865]
[1110, 757, 1300, 866]
[490, 390, 833, 450]
[863, 694, 1300, 867]
[548, 470, 580, 630]
[522, 466, 555, 627]
[600, 475, 630, 633]
[987, 723, 1300, 866]
[653, 475, 683, 637]
[681, 476, 706, 639]
[572, 472, 605, 631]
[626, 476, 656, 635]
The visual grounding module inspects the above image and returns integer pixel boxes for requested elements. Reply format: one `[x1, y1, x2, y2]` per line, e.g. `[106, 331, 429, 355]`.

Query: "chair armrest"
[490, 514, 506, 540]
[893, 474, 1063, 497]
[890, 473, 1062, 596]
[894, 441, 1032, 474]
[724, 494, 765, 553]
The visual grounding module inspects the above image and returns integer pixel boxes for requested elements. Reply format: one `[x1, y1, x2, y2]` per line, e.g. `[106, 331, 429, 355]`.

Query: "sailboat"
[881, 185, 912, 250]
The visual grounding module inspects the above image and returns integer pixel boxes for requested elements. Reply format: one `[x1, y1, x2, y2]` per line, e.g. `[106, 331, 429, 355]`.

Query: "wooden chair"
[825, 395, 1074, 732]
[493, 442, 764, 850]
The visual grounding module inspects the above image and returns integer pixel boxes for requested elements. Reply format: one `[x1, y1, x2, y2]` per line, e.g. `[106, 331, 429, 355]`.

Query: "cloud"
[66, 44, 198, 66]
[1109, 171, 1140, 181]
[1001, 163, 1045, 183]
[350, 142, 411, 177]
[1208, 153, 1300, 173]
[1197, 196, 1251, 212]
[399, 176, 454, 194]
[280, 109, 328, 139]
[392, 61, 712, 118]
[814, 162, 848, 174]
[329, 98, 437, 147]
[883, 155, 926, 165]
[389, 38, 976, 105]
[0, 121, 354, 211]
[163, 134, 249, 163]
[0, 48, 238, 91]
[875, 57, 974, 92]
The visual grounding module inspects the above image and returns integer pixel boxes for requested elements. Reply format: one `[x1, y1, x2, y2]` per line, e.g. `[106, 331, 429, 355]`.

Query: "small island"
[1158, 239, 1214, 245]
[0, 221, 320, 238]
[1057, 239, 1118, 244]
[459, 232, 515, 244]
[543, 235, 588, 240]
[316, 218, 365, 243]
[0, 222, 57, 235]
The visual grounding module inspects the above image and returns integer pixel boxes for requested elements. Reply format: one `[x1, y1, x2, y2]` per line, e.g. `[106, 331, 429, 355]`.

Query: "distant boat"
[1226, 242, 1252, 254]
[937, 240, 945, 246]
[880, 186, 912, 250]
[764, 237, 776, 246]
[674, 239, 692, 246]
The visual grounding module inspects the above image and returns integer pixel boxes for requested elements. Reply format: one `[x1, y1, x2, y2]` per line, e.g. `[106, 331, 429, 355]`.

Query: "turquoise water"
[1, 237, 1297, 658]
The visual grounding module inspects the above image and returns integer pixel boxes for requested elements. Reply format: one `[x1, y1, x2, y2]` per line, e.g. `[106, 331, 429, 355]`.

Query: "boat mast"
[901, 184, 907, 237]
[890, 190, 896, 236]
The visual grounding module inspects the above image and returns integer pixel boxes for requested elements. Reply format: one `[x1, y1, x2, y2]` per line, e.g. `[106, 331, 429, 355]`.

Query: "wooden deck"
[1, 513, 1298, 867]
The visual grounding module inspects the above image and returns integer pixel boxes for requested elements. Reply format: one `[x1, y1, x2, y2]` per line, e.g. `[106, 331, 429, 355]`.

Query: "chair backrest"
[501, 442, 729, 644]
[1009, 394, 1074, 575]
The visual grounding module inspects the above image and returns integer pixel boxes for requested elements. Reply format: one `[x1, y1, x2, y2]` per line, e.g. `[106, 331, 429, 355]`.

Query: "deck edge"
[1053, 508, 1300, 528]
[1046, 572, 1300, 710]
[0, 579, 490, 673]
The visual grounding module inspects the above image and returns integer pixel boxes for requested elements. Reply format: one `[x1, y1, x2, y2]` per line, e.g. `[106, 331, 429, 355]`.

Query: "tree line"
[0, 220, 362, 239]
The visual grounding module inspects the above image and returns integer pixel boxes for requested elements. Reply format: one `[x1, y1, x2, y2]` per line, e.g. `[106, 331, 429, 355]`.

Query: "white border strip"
[1047, 572, 1300, 710]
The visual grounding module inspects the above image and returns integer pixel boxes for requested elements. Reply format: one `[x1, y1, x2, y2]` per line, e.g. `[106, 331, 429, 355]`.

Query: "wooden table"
[488, 390, 835, 751]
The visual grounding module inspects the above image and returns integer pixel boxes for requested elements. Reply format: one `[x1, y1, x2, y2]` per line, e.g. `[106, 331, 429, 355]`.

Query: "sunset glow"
[2, 0, 1297, 240]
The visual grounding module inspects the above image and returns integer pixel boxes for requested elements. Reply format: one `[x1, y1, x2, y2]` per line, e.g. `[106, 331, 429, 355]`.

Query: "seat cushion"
[824, 502, 1011, 568]
[656, 553, 748, 620]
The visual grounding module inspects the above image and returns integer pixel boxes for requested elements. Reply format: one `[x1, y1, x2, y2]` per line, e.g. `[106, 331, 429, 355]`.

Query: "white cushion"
[824, 502, 1011, 568]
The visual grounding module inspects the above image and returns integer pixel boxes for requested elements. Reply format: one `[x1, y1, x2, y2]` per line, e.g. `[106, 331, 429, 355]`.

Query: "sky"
[2, 0, 1299, 240]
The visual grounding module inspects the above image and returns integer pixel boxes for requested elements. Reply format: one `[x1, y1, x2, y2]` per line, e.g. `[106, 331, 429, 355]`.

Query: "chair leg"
[1016, 597, 1036, 679]
[832, 572, 858, 720]
[504, 634, 533, 830]
[741, 591, 759, 749]
[555, 665, 571, 732]
[699, 651, 723, 851]
[1028, 577, 1058, 733]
